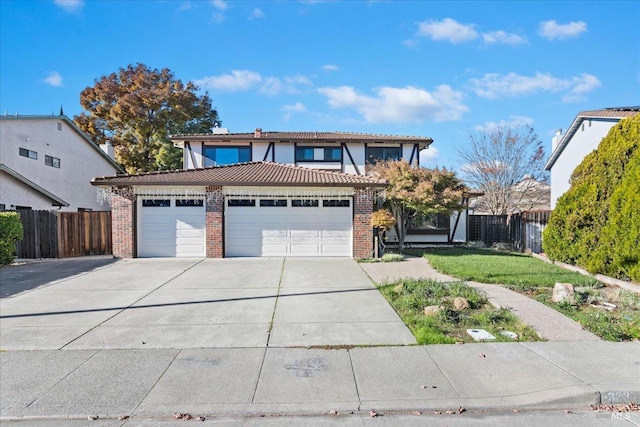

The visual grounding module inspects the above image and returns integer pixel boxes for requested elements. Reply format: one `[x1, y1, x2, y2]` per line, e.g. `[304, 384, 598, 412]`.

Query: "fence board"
[15, 210, 111, 258]
[469, 211, 551, 253]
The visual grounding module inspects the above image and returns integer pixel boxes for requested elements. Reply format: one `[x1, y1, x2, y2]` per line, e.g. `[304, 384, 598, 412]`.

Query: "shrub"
[543, 115, 640, 282]
[0, 212, 23, 266]
[381, 253, 404, 262]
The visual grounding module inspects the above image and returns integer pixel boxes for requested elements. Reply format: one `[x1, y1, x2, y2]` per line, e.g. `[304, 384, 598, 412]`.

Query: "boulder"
[453, 297, 470, 311]
[423, 305, 441, 316]
[552, 282, 574, 303]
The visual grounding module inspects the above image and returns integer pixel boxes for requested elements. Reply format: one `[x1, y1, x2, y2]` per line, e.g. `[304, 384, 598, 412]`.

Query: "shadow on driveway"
[0, 256, 118, 298]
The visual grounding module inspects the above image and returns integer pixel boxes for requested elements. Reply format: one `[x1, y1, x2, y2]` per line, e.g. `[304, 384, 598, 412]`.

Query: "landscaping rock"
[423, 305, 441, 316]
[453, 297, 470, 311]
[552, 282, 574, 303]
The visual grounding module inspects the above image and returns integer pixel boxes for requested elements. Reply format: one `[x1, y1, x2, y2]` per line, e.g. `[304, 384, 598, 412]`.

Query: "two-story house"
[545, 107, 639, 208]
[0, 114, 124, 212]
[91, 128, 470, 259]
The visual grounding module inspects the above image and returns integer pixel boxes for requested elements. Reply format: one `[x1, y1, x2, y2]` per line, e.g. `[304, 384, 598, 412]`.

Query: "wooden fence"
[15, 210, 112, 258]
[469, 211, 551, 253]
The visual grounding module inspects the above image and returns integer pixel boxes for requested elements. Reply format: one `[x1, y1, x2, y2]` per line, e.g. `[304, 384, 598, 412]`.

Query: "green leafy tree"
[74, 63, 220, 173]
[543, 114, 640, 282]
[370, 160, 468, 250]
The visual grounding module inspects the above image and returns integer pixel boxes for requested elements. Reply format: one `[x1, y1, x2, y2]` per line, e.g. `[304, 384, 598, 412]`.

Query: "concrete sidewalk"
[359, 257, 600, 342]
[1, 342, 639, 421]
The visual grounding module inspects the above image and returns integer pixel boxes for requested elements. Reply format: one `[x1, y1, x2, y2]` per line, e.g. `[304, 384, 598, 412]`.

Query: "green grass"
[379, 278, 540, 344]
[422, 248, 599, 288]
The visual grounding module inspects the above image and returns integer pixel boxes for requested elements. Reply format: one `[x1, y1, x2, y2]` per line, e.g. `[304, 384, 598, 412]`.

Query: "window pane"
[227, 199, 256, 207]
[292, 199, 319, 207]
[259, 199, 287, 207]
[176, 199, 204, 207]
[323, 199, 350, 207]
[366, 147, 401, 165]
[296, 147, 315, 161]
[142, 199, 170, 207]
[204, 147, 251, 166]
[324, 147, 342, 161]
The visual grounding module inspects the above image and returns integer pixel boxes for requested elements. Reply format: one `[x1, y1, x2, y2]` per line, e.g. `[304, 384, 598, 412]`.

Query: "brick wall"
[206, 185, 224, 258]
[110, 187, 135, 258]
[353, 188, 374, 258]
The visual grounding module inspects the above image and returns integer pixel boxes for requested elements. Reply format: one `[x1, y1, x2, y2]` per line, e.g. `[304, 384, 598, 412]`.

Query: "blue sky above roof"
[1, 0, 638, 169]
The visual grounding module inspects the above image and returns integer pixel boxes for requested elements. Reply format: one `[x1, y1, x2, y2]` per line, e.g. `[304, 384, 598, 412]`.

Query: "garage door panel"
[226, 199, 352, 257]
[139, 199, 205, 258]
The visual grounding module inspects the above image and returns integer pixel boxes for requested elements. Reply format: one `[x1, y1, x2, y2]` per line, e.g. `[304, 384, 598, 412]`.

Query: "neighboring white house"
[0, 114, 124, 212]
[544, 107, 640, 208]
[91, 129, 472, 259]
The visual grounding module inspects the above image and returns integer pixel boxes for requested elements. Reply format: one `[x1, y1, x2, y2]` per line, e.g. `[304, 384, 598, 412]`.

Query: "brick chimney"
[254, 128, 262, 138]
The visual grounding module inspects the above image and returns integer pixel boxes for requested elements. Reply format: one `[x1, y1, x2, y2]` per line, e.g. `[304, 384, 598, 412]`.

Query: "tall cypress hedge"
[543, 114, 640, 282]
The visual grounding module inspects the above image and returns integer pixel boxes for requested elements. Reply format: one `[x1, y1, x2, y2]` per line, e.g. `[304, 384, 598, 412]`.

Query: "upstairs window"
[295, 147, 315, 161]
[19, 148, 37, 160]
[204, 146, 251, 166]
[324, 147, 342, 162]
[365, 147, 401, 165]
[45, 155, 61, 168]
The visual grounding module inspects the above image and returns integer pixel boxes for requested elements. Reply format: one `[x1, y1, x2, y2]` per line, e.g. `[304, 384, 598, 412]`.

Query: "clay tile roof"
[577, 107, 640, 119]
[91, 161, 387, 188]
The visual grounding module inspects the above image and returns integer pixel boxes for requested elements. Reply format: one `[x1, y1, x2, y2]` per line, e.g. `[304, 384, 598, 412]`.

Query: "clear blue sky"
[1, 0, 638, 169]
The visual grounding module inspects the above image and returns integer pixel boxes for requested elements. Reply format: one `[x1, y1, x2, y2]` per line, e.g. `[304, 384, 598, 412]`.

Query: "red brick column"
[206, 185, 224, 258]
[353, 188, 374, 259]
[110, 187, 135, 259]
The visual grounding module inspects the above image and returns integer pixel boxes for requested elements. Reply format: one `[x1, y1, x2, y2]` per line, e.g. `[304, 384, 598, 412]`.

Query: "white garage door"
[225, 198, 352, 257]
[138, 198, 206, 257]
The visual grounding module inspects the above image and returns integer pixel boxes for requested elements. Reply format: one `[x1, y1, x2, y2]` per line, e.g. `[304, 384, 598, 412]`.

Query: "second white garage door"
[225, 198, 352, 257]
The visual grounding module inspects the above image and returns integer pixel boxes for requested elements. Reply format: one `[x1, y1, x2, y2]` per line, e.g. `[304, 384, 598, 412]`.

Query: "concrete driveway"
[0, 258, 415, 350]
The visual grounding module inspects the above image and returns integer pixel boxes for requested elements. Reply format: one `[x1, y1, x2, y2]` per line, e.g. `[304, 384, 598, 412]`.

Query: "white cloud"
[416, 18, 478, 44]
[282, 102, 307, 121]
[282, 102, 307, 113]
[322, 64, 339, 72]
[482, 30, 527, 46]
[195, 70, 312, 95]
[420, 146, 440, 167]
[318, 84, 468, 124]
[249, 8, 265, 20]
[538, 20, 587, 40]
[195, 70, 262, 91]
[42, 71, 63, 87]
[178, 1, 192, 11]
[474, 116, 534, 132]
[469, 71, 600, 102]
[211, 0, 228, 11]
[53, 0, 84, 13]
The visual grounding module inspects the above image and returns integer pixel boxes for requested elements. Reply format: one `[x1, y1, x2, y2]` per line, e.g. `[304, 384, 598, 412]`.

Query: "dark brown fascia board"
[171, 134, 433, 147]
[91, 179, 386, 188]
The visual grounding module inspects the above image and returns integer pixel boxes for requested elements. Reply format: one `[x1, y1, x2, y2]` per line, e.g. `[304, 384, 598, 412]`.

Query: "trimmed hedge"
[543, 115, 640, 282]
[0, 212, 24, 266]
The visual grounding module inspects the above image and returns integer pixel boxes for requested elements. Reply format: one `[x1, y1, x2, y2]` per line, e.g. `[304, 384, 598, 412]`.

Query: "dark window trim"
[292, 199, 319, 207]
[176, 199, 204, 207]
[142, 199, 171, 207]
[45, 155, 61, 168]
[322, 199, 350, 207]
[295, 146, 343, 162]
[259, 199, 287, 207]
[19, 147, 37, 160]
[227, 199, 256, 207]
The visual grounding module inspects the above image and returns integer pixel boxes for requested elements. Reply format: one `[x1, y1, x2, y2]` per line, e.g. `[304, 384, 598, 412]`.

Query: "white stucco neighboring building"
[0, 114, 124, 211]
[544, 107, 640, 209]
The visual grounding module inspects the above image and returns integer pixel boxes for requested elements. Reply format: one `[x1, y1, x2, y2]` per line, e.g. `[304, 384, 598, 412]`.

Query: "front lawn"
[378, 278, 540, 344]
[422, 248, 599, 288]
[420, 248, 639, 341]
